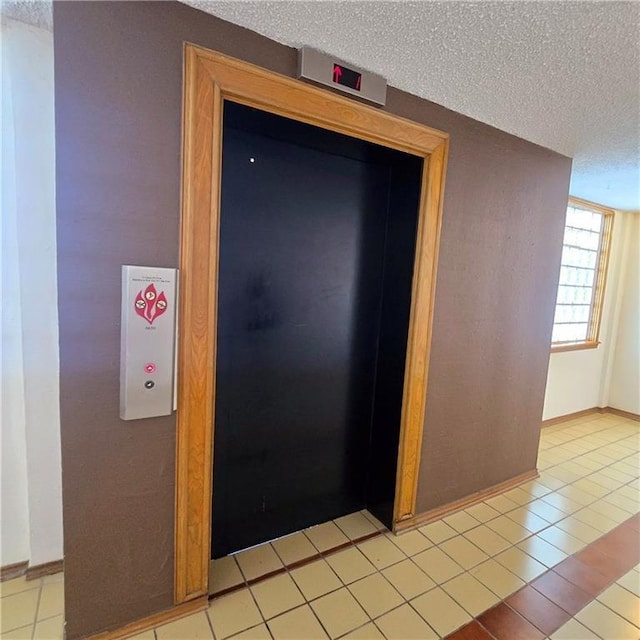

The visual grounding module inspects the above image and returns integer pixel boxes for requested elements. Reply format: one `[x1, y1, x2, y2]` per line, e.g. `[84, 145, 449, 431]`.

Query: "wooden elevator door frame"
[175, 44, 449, 603]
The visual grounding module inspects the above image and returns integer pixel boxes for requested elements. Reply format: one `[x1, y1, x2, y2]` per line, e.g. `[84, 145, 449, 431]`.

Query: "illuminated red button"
[144, 363, 156, 374]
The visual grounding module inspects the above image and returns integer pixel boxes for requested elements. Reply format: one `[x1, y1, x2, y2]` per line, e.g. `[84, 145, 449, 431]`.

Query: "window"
[551, 197, 614, 351]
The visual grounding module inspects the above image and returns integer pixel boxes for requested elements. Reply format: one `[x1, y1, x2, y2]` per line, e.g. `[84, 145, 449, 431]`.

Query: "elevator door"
[212, 103, 415, 557]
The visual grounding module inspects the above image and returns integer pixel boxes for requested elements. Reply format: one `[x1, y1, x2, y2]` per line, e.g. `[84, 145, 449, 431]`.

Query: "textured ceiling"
[184, 0, 640, 211]
[3, 0, 638, 209]
[0, 0, 51, 30]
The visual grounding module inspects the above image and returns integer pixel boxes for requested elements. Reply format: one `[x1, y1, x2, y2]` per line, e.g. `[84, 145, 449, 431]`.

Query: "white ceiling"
[4, 0, 638, 210]
[184, 0, 640, 211]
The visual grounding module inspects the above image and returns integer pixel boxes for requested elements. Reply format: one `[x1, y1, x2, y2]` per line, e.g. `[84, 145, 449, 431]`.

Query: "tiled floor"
[1, 412, 638, 639]
[0, 572, 63, 639]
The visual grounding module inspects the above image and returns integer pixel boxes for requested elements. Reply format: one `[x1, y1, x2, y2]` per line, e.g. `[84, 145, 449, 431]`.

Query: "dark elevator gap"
[211, 101, 422, 558]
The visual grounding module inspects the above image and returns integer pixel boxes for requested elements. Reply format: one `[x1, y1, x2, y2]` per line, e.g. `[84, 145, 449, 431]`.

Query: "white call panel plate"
[120, 266, 177, 420]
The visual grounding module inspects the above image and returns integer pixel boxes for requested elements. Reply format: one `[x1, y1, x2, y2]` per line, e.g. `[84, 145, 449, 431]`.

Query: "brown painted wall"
[54, 2, 571, 637]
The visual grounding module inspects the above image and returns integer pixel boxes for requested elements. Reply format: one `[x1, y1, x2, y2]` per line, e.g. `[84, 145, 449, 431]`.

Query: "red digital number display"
[333, 64, 362, 91]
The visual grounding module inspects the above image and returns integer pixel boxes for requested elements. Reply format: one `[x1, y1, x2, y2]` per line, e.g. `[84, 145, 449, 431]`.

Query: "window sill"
[551, 341, 600, 354]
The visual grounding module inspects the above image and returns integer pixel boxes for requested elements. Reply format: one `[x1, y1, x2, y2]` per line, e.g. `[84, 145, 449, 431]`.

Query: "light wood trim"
[176, 44, 449, 602]
[175, 46, 220, 602]
[568, 196, 616, 217]
[541, 406, 640, 428]
[587, 208, 613, 344]
[394, 469, 539, 533]
[0, 560, 28, 582]
[25, 559, 63, 581]
[551, 341, 600, 353]
[602, 406, 640, 422]
[194, 48, 447, 156]
[86, 596, 207, 640]
[552, 196, 615, 350]
[541, 407, 599, 428]
[393, 140, 448, 522]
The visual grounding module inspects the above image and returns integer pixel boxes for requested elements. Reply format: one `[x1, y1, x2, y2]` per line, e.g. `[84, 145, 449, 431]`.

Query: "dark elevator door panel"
[212, 104, 390, 556]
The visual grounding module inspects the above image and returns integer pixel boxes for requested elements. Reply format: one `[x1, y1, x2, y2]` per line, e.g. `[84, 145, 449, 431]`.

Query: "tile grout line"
[209, 423, 636, 639]
[445, 513, 640, 639]
[210, 526, 385, 599]
[198, 418, 639, 639]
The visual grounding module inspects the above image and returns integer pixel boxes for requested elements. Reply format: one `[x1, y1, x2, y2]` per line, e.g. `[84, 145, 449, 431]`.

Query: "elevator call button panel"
[120, 266, 177, 420]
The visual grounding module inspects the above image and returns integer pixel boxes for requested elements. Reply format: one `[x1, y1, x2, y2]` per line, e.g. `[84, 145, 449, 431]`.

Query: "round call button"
[144, 363, 156, 374]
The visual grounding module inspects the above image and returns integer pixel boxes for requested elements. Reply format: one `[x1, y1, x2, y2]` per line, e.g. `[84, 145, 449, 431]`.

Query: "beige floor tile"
[536, 474, 566, 491]
[1, 588, 39, 633]
[235, 544, 284, 582]
[505, 506, 551, 533]
[268, 605, 328, 640]
[310, 588, 368, 639]
[443, 511, 480, 533]
[41, 572, 63, 585]
[251, 573, 305, 620]
[546, 467, 581, 485]
[519, 480, 553, 499]
[33, 614, 64, 640]
[464, 502, 501, 523]
[484, 493, 520, 514]
[231, 623, 273, 639]
[410, 586, 472, 637]
[517, 535, 568, 567]
[341, 622, 384, 639]
[617, 569, 640, 596]
[597, 467, 633, 485]
[348, 573, 403, 618]
[550, 617, 600, 639]
[0, 625, 33, 639]
[597, 583, 640, 627]
[588, 499, 632, 523]
[502, 487, 535, 506]
[374, 603, 438, 640]
[210, 555, 244, 593]
[412, 546, 464, 584]
[290, 559, 342, 601]
[326, 547, 376, 585]
[494, 546, 548, 582]
[573, 478, 611, 499]
[485, 514, 532, 544]
[305, 522, 349, 552]
[616, 484, 640, 502]
[463, 525, 511, 556]
[381, 559, 435, 600]
[576, 599, 639, 639]
[442, 572, 501, 616]
[439, 535, 489, 569]
[334, 513, 379, 540]
[271, 532, 317, 566]
[587, 469, 631, 495]
[537, 525, 585, 555]
[385, 530, 432, 556]
[557, 485, 597, 507]
[156, 611, 213, 639]
[361, 511, 387, 532]
[127, 631, 155, 640]
[357, 535, 405, 569]
[554, 516, 602, 543]
[571, 507, 619, 533]
[525, 498, 567, 524]
[0, 577, 39, 599]
[418, 520, 458, 544]
[604, 493, 639, 515]
[470, 559, 525, 598]
[208, 588, 263, 639]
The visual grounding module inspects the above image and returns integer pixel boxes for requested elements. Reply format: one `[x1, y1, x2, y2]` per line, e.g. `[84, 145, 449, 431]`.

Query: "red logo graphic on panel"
[134, 283, 168, 325]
